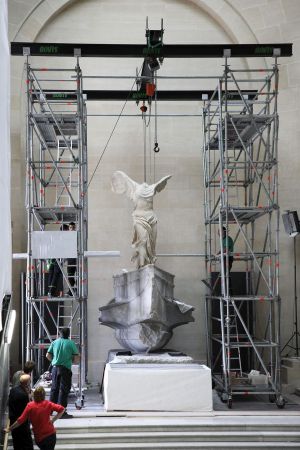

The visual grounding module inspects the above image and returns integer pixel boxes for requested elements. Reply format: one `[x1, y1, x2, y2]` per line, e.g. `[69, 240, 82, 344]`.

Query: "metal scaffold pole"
[24, 54, 88, 404]
[202, 50, 284, 409]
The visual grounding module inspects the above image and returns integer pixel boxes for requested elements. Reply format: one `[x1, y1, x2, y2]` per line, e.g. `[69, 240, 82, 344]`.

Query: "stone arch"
[190, 0, 259, 45]
[13, 0, 259, 47]
[11, 0, 267, 70]
[12, 0, 75, 41]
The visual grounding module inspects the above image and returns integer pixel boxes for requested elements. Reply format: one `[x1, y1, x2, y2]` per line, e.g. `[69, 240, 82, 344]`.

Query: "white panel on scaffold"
[103, 361, 212, 411]
[31, 231, 77, 258]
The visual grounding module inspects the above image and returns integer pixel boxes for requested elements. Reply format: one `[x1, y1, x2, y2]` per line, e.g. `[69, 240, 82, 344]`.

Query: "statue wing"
[111, 171, 138, 200]
[153, 175, 172, 194]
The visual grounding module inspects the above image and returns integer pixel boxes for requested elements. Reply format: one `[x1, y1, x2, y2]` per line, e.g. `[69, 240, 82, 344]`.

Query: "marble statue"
[100, 171, 194, 353]
[111, 171, 171, 269]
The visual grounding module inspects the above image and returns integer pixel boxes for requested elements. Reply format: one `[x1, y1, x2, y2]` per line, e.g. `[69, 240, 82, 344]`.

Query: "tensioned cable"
[80, 75, 222, 79]
[148, 115, 153, 183]
[142, 102, 153, 182]
[86, 113, 203, 117]
[142, 76, 159, 183]
[145, 102, 152, 128]
[154, 73, 159, 155]
[86, 64, 143, 192]
[143, 111, 147, 182]
[153, 73, 158, 182]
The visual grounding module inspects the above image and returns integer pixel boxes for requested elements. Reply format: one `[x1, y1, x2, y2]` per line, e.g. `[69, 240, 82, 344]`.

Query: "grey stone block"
[99, 265, 194, 352]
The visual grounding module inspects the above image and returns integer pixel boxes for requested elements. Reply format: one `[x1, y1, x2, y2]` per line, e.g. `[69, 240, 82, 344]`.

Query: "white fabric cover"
[103, 363, 213, 411]
[0, 0, 12, 331]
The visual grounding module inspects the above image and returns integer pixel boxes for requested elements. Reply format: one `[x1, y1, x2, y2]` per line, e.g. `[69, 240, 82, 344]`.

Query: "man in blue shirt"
[46, 327, 79, 418]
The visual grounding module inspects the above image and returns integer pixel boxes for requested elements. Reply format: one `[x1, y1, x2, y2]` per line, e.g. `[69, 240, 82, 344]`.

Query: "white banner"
[0, 0, 12, 331]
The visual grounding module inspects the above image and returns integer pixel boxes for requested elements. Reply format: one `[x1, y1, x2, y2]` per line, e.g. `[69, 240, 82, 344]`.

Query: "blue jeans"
[50, 365, 72, 408]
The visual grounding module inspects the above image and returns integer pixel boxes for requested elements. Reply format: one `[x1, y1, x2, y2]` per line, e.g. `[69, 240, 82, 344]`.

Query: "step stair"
[8, 419, 300, 449]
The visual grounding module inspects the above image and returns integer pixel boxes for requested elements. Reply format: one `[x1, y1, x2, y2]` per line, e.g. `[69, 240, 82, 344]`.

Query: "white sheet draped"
[0, 0, 12, 330]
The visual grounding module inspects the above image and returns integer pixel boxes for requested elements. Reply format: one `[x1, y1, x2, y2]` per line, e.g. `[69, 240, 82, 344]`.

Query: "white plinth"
[103, 362, 212, 411]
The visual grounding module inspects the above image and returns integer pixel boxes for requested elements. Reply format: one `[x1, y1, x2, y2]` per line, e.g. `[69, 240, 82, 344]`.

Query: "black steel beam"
[11, 42, 293, 58]
[32, 90, 258, 101]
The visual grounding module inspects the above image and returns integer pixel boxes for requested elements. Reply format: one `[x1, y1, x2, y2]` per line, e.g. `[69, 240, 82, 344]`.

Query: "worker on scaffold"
[218, 226, 234, 293]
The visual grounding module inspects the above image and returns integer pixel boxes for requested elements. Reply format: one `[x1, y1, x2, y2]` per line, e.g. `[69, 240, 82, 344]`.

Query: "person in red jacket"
[4, 386, 65, 450]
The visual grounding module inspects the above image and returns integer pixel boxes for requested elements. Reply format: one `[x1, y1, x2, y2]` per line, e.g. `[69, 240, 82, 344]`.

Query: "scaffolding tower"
[202, 56, 284, 408]
[24, 58, 88, 399]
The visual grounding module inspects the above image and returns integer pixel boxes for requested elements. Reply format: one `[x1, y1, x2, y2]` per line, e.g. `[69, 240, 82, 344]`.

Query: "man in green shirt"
[46, 328, 79, 419]
[220, 226, 234, 272]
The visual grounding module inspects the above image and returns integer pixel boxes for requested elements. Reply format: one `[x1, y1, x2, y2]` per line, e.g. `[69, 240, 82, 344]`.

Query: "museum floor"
[63, 386, 300, 416]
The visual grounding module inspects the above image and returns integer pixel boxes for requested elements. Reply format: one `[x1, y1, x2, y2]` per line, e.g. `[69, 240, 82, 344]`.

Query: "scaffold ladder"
[225, 301, 243, 376]
[55, 140, 74, 207]
[57, 302, 74, 338]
